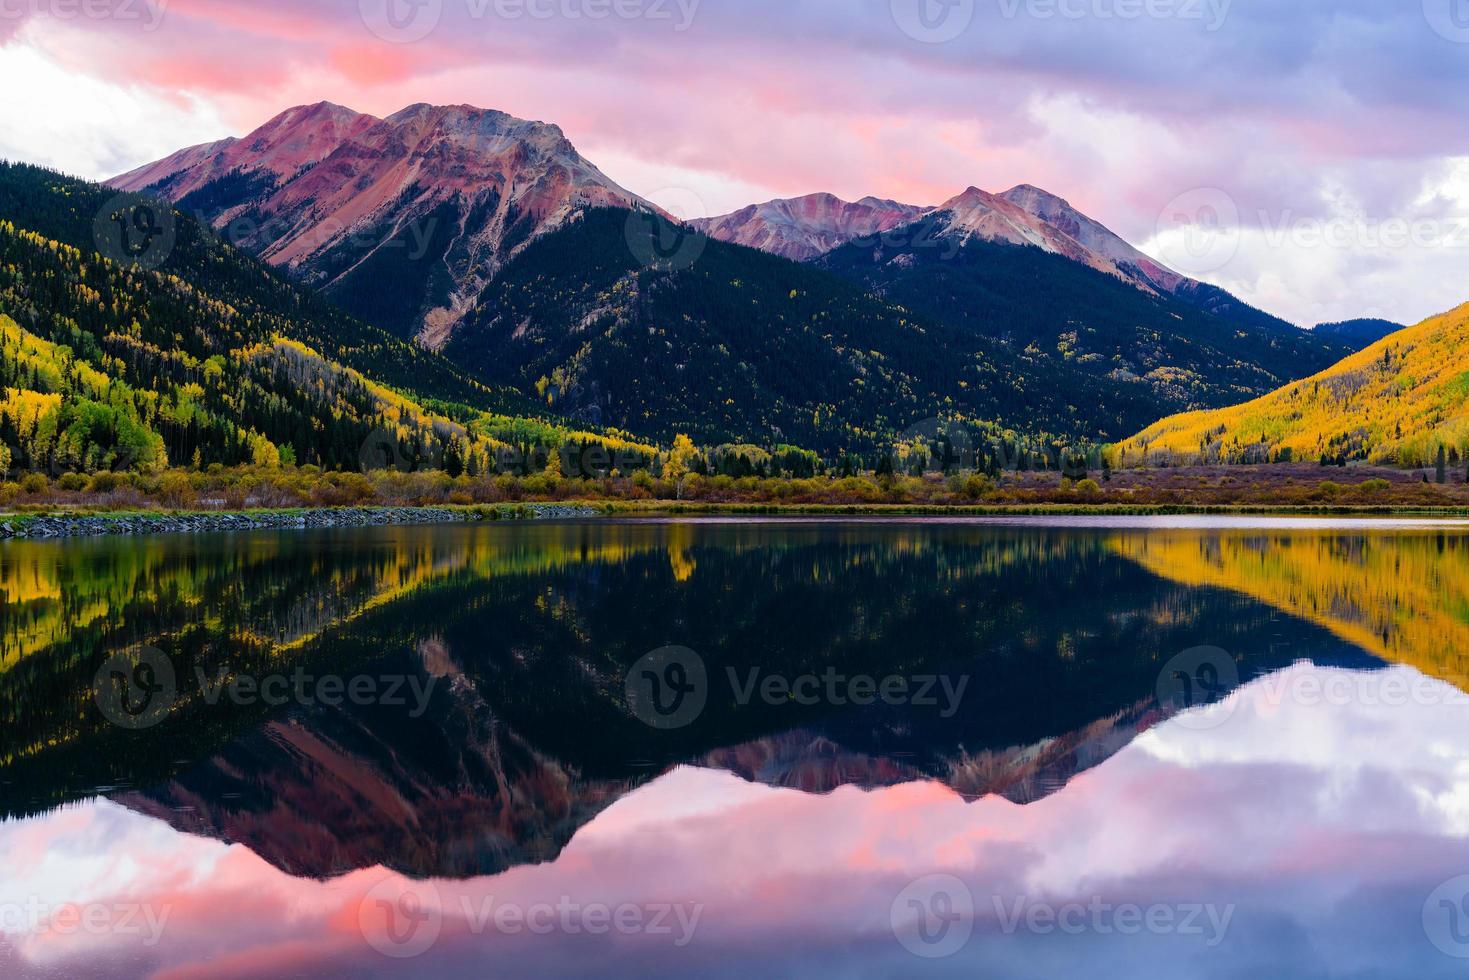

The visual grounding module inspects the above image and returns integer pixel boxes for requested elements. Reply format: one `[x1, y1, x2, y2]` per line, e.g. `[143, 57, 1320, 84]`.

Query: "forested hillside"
[99, 103, 1385, 464]
[1312, 318, 1404, 345]
[448, 208, 1154, 452]
[1114, 303, 1469, 468]
[818, 215, 1360, 428]
[0, 162, 513, 408]
[0, 163, 614, 475]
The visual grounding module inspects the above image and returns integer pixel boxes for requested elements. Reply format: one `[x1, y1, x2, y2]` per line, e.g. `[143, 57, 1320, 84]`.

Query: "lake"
[4, 517, 1469, 978]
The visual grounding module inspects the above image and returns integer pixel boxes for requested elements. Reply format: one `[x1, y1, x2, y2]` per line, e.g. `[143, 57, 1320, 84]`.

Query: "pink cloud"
[5, 0, 1466, 323]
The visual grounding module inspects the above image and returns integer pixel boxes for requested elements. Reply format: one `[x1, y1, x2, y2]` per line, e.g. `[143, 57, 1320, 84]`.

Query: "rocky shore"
[0, 504, 601, 540]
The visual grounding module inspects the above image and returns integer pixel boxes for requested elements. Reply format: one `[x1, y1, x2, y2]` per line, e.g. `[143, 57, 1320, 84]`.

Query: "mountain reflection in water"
[3, 519, 1469, 978]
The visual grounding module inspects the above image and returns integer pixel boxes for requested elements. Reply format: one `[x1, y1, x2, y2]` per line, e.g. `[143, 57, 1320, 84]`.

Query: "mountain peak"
[256, 101, 370, 134]
[1001, 183, 1073, 211]
[690, 193, 927, 262]
[301, 100, 361, 117]
[998, 183, 1189, 296]
[377, 103, 573, 158]
[855, 195, 925, 210]
[385, 101, 500, 122]
[106, 101, 651, 347]
[928, 185, 1116, 270]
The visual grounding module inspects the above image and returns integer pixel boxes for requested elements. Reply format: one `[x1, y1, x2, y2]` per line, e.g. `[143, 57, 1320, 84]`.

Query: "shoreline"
[0, 504, 602, 540]
[6, 500, 1469, 540]
[578, 501, 1469, 517]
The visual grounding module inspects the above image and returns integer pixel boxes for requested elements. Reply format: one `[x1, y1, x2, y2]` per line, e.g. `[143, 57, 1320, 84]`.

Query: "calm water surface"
[3, 518, 1469, 978]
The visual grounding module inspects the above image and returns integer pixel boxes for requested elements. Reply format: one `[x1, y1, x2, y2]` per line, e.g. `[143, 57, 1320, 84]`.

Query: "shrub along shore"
[3, 462, 1469, 539]
[2, 460, 1466, 507]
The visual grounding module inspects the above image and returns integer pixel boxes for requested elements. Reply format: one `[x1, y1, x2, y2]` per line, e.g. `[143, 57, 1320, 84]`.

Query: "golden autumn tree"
[664, 434, 699, 499]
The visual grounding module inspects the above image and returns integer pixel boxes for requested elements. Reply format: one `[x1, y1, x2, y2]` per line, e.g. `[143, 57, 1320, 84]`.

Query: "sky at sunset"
[1, 0, 1467, 326]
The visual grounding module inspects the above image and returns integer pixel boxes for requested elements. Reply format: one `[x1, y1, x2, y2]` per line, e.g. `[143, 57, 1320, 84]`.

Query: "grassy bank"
[3, 461, 1469, 525]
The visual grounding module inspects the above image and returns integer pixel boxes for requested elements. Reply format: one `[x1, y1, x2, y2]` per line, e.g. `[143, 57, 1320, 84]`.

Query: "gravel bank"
[0, 504, 601, 540]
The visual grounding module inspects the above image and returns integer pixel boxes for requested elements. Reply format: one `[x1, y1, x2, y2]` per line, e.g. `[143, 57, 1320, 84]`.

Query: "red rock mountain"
[928, 185, 1127, 276]
[113, 102, 1258, 361]
[695, 183, 1210, 300]
[109, 102, 655, 348]
[997, 183, 1190, 295]
[687, 193, 927, 262]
